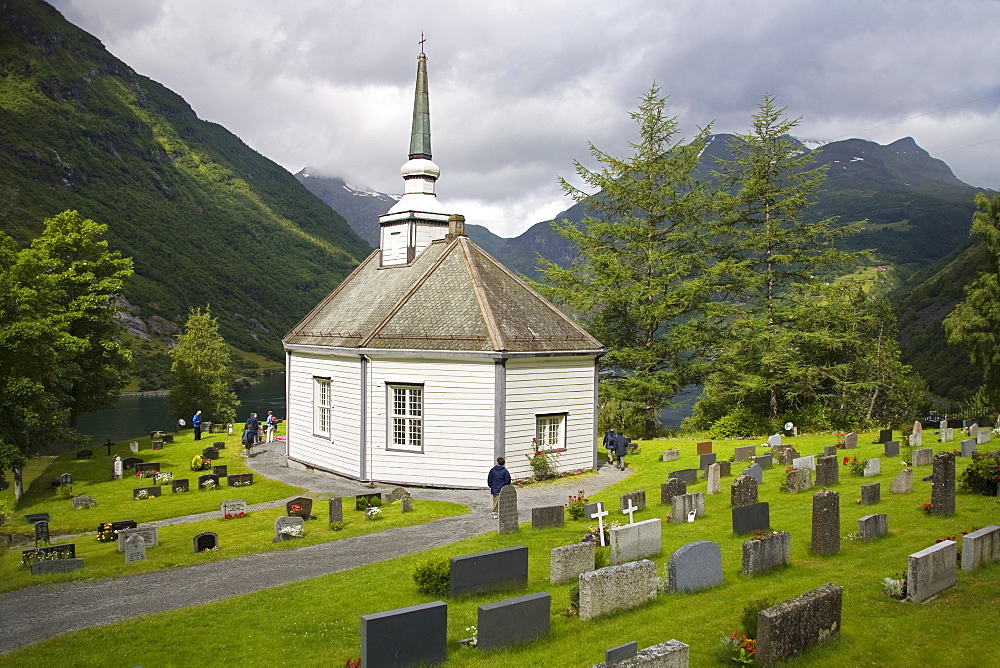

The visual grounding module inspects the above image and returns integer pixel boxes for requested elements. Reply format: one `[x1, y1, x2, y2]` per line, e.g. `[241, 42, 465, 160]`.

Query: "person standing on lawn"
[242, 413, 259, 456]
[613, 432, 628, 470]
[192, 410, 202, 441]
[487, 457, 511, 519]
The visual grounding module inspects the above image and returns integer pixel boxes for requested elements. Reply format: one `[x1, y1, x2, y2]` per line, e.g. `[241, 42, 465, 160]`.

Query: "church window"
[314, 377, 331, 437]
[536, 413, 567, 451]
[389, 384, 423, 451]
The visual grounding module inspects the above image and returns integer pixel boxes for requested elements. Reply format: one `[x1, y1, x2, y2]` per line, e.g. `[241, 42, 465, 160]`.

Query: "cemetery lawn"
[5, 431, 998, 666]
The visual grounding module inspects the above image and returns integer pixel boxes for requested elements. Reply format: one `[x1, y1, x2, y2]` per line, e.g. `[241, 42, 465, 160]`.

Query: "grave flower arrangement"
[365, 507, 383, 521]
[135, 489, 150, 500]
[223, 512, 247, 520]
[716, 630, 756, 664]
[134, 469, 158, 479]
[154, 472, 173, 485]
[231, 479, 252, 487]
[882, 573, 907, 599]
[190, 455, 204, 471]
[201, 480, 218, 491]
[279, 524, 303, 537]
[461, 625, 478, 648]
[97, 523, 118, 542]
[565, 491, 589, 520]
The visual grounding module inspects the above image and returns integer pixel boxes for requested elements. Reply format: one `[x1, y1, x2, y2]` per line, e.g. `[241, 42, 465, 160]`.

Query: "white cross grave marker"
[590, 502, 609, 547]
[623, 498, 638, 524]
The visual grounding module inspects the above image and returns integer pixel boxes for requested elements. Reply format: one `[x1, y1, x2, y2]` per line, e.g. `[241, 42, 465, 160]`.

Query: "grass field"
[4, 430, 998, 666]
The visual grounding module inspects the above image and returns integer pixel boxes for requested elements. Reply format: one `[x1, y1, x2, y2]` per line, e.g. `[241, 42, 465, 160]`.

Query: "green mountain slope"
[0, 0, 371, 366]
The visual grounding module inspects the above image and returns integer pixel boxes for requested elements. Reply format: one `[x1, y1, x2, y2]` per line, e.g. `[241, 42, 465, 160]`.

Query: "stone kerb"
[668, 540, 723, 593]
[360, 601, 447, 667]
[908, 540, 957, 602]
[756, 583, 843, 665]
[670, 492, 705, 524]
[476, 592, 551, 652]
[578, 559, 658, 621]
[550, 542, 596, 584]
[610, 518, 662, 565]
[857, 513, 888, 540]
[742, 531, 791, 575]
[595, 640, 689, 668]
[961, 525, 1000, 571]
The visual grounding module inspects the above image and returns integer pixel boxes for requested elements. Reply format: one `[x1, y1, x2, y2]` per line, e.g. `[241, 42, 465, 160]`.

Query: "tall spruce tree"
[693, 94, 866, 431]
[943, 192, 1000, 408]
[168, 307, 240, 425]
[536, 85, 719, 438]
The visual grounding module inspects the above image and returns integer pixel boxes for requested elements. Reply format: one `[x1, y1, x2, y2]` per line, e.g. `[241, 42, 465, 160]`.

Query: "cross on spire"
[419, 31, 426, 54]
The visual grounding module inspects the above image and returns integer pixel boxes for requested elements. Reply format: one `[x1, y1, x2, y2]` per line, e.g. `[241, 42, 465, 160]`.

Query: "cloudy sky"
[51, 0, 1000, 238]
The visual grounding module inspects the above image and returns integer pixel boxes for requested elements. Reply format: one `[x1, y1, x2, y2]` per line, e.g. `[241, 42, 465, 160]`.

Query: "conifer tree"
[169, 307, 240, 425]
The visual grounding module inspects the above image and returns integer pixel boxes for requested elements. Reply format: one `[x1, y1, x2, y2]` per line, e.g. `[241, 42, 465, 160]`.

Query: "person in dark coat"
[602, 429, 616, 458]
[487, 457, 511, 519]
[242, 413, 260, 456]
[613, 432, 629, 470]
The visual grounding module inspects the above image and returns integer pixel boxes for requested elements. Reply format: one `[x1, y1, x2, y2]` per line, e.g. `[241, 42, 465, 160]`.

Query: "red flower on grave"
[843, 456, 849, 465]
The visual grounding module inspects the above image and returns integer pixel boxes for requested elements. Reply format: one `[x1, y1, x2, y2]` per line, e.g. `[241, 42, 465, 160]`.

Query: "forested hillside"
[0, 0, 372, 383]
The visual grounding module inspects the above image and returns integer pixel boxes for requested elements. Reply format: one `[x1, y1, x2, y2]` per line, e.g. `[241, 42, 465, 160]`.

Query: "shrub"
[412, 556, 451, 597]
[959, 451, 1000, 495]
[526, 450, 555, 480]
[710, 405, 775, 439]
[55, 483, 75, 499]
[566, 491, 588, 520]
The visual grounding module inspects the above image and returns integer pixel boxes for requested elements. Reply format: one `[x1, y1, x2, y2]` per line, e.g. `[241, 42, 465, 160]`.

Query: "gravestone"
[202, 447, 219, 460]
[328, 497, 343, 523]
[597, 641, 689, 667]
[742, 531, 791, 575]
[660, 478, 687, 505]
[227, 473, 253, 486]
[815, 456, 838, 486]
[212, 465, 228, 478]
[401, 496, 413, 512]
[858, 513, 888, 540]
[891, 469, 913, 494]
[884, 441, 900, 457]
[273, 516, 305, 542]
[112, 455, 122, 480]
[742, 463, 763, 484]
[550, 541, 596, 584]
[34, 521, 49, 545]
[970, 423, 979, 439]
[286, 497, 314, 519]
[960, 438, 977, 457]
[961, 525, 1000, 571]
[844, 432, 857, 449]
[670, 492, 704, 525]
[661, 449, 680, 462]
[132, 486, 161, 499]
[931, 451, 956, 515]
[531, 505, 564, 529]
[619, 490, 646, 513]
[730, 475, 758, 508]
[668, 469, 698, 485]
[212, 440, 225, 449]
[861, 482, 881, 505]
[385, 486, 409, 503]
[497, 485, 519, 534]
[696, 440, 713, 455]
[877, 429, 892, 444]
[134, 463, 159, 475]
[823, 445, 838, 457]
[194, 531, 219, 552]
[962, 418, 974, 428]
[706, 463, 721, 495]
[668, 540, 723, 592]
[756, 584, 843, 665]
[754, 453, 773, 469]
[76, 449, 93, 460]
[21, 543, 75, 565]
[779, 447, 800, 466]
[767, 433, 782, 448]
[940, 427, 953, 442]
[117, 526, 159, 551]
[30, 558, 84, 576]
[220, 499, 248, 518]
[25, 513, 50, 524]
[732, 502, 770, 534]
[733, 445, 756, 462]
[792, 455, 815, 471]
[450, 546, 528, 598]
[908, 540, 957, 602]
[171, 479, 189, 493]
[197, 474, 220, 489]
[578, 559, 657, 621]
[360, 601, 447, 668]
[717, 460, 732, 477]
[476, 592, 550, 652]
[911, 448, 933, 466]
[978, 429, 992, 445]
[583, 501, 602, 519]
[604, 642, 638, 666]
[72, 495, 97, 510]
[59, 473, 72, 487]
[100, 520, 136, 539]
[129, 441, 139, 453]
[163, 434, 174, 443]
[610, 518, 662, 565]
[811, 490, 840, 556]
[151, 440, 163, 450]
[122, 457, 143, 470]
[124, 533, 146, 563]
[784, 467, 813, 493]
[863, 458, 880, 477]
[699, 452, 717, 471]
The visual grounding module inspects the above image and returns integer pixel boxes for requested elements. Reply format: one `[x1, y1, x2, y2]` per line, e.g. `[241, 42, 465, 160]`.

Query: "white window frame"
[387, 383, 423, 452]
[536, 413, 567, 451]
[314, 377, 331, 438]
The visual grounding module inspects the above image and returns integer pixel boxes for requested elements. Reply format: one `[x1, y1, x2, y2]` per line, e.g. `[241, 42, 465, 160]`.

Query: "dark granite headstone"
[24, 513, 50, 524]
[151, 440, 163, 450]
[212, 465, 228, 478]
[669, 468, 698, 485]
[172, 478, 190, 493]
[699, 452, 717, 471]
[583, 502, 601, 519]
[931, 451, 956, 515]
[450, 546, 529, 598]
[59, 473, 73, 486]
[756, 584, 843, 665]
[531, 505, 564, 529]
[718, 460, 732, 477]
[861, 482, 881, 505]
[730, 475, 758, 508]
[122, 457, 143, 470]
[213, 441, 226, 449]
[360, 602, 447, 668]
[162, 434, 174, 443]
[76, 449, 93, 460]
[877, 429, 892, 444]
[103, 520, 137, 537]
[193, 531, 218, 552]
[884, 441, 900, 457]
[21, 543, 75, 565]
[476, 592, 551, 651]
[754, 454, 773, 469]
[202, 447, 219, 460]
[660, 478, 687, 505]
[30, 557, 84, 576]
[197, 474, 220, 489]
[668, 540, 723, 592]
[329, 497, 343, 523]
[132, 486, 162, 499]
[742, 463, 763, 484]
[732, 502, 770, 534]
[815, 456, 839, 486]
[286, 496, 314, 519]
[606, 642, 639, 665]
[34, 521, 49, 545]
[227, 473, 253, 486]
[134, 463, 160, 474]
[811, 490, 840, 556]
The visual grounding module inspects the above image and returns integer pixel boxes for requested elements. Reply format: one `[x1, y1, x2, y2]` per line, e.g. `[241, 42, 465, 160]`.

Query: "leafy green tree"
[19, 211, 134, 426]
[943, 193, 1000, 407]
[694, 94, 866, 428]
[536, 85, 720, 438]
[169, 307, 240, 425]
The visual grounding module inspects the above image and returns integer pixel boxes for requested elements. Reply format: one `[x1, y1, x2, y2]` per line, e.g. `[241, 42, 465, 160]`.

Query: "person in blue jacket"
[192, 410, 202, 441]
[487, 457, 511, 519]
[614, 432, 629, 470]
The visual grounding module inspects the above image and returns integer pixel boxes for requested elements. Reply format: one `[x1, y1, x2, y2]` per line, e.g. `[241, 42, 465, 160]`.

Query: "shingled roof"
[284, 236, 603, 354]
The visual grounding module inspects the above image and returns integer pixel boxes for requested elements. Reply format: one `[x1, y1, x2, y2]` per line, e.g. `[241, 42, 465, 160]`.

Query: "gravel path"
[0, 443, 630, 654]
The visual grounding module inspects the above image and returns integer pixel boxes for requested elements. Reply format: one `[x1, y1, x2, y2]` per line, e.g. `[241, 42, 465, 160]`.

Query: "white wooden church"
[282, 50, 604, 488]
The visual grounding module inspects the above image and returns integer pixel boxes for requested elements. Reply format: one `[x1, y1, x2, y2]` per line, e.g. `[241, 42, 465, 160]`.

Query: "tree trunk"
[13, 466, 23, 501]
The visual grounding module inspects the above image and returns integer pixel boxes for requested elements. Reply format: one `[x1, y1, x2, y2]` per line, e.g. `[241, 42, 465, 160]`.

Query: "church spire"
[408, 45, 432, 160]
